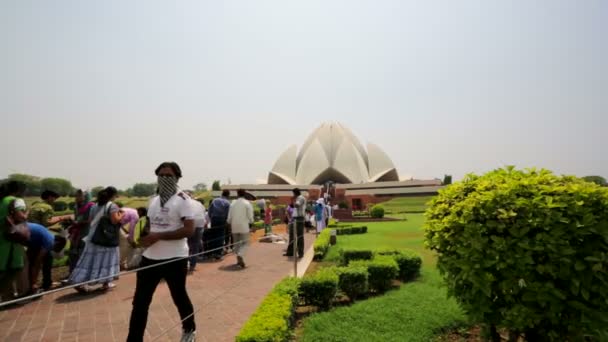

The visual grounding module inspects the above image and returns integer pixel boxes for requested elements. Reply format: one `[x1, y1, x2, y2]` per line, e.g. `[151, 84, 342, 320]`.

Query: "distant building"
[213, 122, 443, 209]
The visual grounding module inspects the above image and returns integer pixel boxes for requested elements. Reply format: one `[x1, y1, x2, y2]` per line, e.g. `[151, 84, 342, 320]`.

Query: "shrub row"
[335, 226, 367, 235]
[236, 277, 300, 342]
[350, 256, 399, 293]
[300, 268, 339, 309]
[340, 249, 373, 266]
[313, 229, 331, 260]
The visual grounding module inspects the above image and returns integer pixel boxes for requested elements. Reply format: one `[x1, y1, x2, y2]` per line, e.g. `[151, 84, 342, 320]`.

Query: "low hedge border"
[335, 226, 368, 235]
[340, 249, 373, 266]
[313, 229, 331, 260]
[300, 268, 339, 309]
[236, 277, 300, 342]
[350, 256, 399, 293]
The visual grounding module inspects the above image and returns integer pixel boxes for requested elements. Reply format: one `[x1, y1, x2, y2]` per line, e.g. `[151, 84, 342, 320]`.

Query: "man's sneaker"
[237, 256, 245, 268]
[180, 330, 196, 342]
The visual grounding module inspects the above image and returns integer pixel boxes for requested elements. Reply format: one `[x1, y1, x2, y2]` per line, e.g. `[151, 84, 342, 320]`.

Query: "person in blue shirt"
[207, 190, 231, 260]
[26, 223, 67, 294]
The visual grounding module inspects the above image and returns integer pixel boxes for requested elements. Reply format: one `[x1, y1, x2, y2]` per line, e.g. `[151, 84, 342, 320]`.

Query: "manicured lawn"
[382, 196, 434, 213]
[299, 214, 466, 342]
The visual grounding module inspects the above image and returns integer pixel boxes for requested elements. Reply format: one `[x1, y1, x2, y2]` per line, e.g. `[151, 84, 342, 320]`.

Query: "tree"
[40, 177, 74, 196]
[193, 183, 208, 192]
[442, 174, 452, 185]
[131, 183, 157, 197]
[212, 180, 221, 191]
[582, 175, 607, 186]
[6, 174, 42, 196]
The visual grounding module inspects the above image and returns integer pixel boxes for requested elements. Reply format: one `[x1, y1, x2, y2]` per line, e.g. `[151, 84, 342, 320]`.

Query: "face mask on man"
[158, 175, 178, 206]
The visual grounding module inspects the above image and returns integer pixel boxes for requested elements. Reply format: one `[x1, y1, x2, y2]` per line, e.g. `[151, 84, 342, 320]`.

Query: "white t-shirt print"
[143, 192, 194, 260]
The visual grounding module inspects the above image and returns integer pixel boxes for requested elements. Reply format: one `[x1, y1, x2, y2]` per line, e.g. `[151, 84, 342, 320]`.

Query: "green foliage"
[52, 200, 68, 212]
[193, 182, 208, 192]
[425, 167, 608, 339]
[340, 249, 373, 266]
[393, 250, 423, 281]
[128, 183, 156, 197]
[335, 226, 367, 235]
[40, 177, 74, 196]
[582, 175, 607, 186]
[236, 277, 300, 342]
[212, 180, 221, 191]
[350, 256, 399, 293]
[370, 204, 385, 218]
[338, 201, 349, 209]
[91, 186, 104, 197]
[300, 268, 339, 309]
[337, 265, 368, 301]
[443, 174, 453, 185]
[4, 173, 42, 196]
[313, 229, 331, 260]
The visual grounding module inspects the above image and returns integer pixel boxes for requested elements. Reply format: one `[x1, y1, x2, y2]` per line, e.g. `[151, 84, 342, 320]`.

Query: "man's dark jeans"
[285, 217, 305, 257]
[208, 217, 227, 258]
[127, 257, 195, 342]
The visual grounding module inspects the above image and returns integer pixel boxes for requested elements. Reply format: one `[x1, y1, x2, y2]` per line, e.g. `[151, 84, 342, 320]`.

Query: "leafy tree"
[6, 174, 42, 196]
[582, 175, 607, 186]
[131, 183, 157, 197]
[40, 177, 74, 196]
[193, 183, 208, 192]
[442, 174, 452, 185]
[212, 180, 221, 191]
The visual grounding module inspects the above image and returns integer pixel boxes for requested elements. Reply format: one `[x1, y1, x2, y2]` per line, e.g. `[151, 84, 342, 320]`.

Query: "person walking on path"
[314, 198, 327, 235]
[69, 187, 123, 292]
[227, 189, 253, 268]
[263, 201, 273, 235]
[284, 188, 305, 258]
[208, 190, 231, 260]
[188, 198, 206, 273]
[127, 162, 197, 342]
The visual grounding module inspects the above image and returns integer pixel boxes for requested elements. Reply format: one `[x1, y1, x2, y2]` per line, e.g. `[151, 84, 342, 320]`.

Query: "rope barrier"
[0, 226, 307, 308]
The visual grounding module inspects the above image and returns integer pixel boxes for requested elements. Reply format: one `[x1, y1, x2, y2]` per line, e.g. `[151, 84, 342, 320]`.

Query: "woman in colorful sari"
[67, 189, 95, 274]
[0, 181, 28, 301]
[69, 187, 123, 293]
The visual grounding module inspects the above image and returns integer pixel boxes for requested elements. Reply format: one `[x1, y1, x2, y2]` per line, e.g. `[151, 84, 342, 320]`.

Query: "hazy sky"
[1, 0, 606, 190]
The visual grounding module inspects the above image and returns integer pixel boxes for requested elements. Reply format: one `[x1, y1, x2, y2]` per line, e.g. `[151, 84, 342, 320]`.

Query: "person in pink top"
[117, 206, 139, 270]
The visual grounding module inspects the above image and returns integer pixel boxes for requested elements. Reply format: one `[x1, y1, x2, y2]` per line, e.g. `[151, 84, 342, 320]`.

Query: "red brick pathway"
[0, 232, 315, 342]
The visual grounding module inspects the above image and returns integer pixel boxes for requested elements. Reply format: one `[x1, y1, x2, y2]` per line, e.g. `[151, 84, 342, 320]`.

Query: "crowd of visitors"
[0, 161, 335, 342]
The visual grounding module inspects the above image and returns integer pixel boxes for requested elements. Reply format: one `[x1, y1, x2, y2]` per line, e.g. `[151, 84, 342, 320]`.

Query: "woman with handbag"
[69, 187, 123, 293]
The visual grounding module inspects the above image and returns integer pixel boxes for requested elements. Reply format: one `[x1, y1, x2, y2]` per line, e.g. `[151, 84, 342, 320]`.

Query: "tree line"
[1, 173, 224, 197]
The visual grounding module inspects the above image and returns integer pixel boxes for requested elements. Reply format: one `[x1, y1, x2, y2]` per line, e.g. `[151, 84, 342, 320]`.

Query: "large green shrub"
[300, 268, 339, 310]
[425, 167, 608, 341]
[313, 229, 331, 260]
[337, 265, 368, 301]
[340, 248, 373, 266]
[236, 277, 300, 342]
[370, 204, 385, 218]
[350, 256, 398, 293]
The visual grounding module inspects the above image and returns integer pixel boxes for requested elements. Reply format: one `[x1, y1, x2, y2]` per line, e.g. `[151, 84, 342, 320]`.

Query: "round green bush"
[370, 204, 385, 219]
[425, 167, 608, 341]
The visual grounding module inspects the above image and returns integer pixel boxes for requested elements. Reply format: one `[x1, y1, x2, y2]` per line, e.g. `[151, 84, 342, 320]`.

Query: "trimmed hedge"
[370, 204, 385, 218]
[313, 229, 331, 260]
[300, 268, 339, 309]
[335, 226, 368, 235]
[340, 249, 373, 266]
[337, 265, 368, 301]
[236, 277, 300, 342]
[351, 256, 399, 293]
[393, 250, 422, 281]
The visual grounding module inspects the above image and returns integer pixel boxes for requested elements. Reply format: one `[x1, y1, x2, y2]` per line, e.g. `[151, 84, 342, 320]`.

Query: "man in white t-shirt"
[127, 162, 196, 342]
[226, 189, 254, 268]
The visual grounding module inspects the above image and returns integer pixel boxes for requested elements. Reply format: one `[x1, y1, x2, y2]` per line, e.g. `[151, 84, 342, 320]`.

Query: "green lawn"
[299, 214, 466, 342]
[381, 196, 434, 214]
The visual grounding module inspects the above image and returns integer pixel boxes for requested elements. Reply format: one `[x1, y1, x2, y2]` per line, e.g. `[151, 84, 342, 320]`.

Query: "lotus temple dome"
[268, 122, 399, 185]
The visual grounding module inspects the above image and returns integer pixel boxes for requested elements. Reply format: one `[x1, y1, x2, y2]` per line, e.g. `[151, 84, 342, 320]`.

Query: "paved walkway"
[0, 230, 315, 342]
